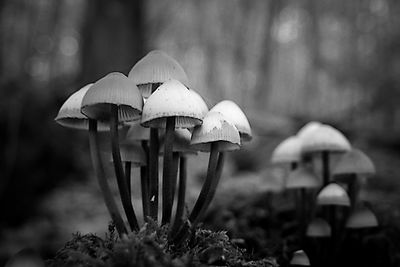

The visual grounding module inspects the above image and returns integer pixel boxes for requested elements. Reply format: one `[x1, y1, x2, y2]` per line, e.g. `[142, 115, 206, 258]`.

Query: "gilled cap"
[210, 100, 252, 142]
[128, 50, 189, 98]
[301, 124, 351, 153]
[141, 79, 204, 128]
[290, 250, 310, 266]
[316, 183, 351, 206]
[271, 136, 302, 164]
[81, 72, 143, 122]
[191, 111, 240, 152]
[109, 142, 146, 166]
[286, 166, 321, 189]
[306, 218, 331, 237]
[333, 148, 376, 177]
[346, 207, 378, 229]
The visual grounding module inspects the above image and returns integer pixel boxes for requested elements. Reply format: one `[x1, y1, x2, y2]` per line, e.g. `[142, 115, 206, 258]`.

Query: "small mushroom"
[290, 250, 310, 266]
[345, 206, 378, 229]
[306, 218, 331, 238]
[141, 79, 204, 225]
[271, 136, 302, 168]
[81, 72, 143, 232]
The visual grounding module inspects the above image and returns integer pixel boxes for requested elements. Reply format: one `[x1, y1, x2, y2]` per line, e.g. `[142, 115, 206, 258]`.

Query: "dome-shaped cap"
[190, 89, 209, 118]
[81, 72, 143, 122]
[191, 111, 240, 152]
[55, 84, 110, 131]
[333, 148, 376, 177]
[271, 136, 302, 164]
[297, 121, 322, 139]
[290, 250, 310, 266]
[124, 121, 150, 141]
[128, 50, 189, 98]
[301, 124, 351, 153]
[317, 183, 350, 206]
[141, 79, 203, 128]
[306, 218, 331, 237]
[346, 207, 378, 229]
[286, 166, 321, 189]
[109, 142, 146, 166]
[210, 100, 252, 142]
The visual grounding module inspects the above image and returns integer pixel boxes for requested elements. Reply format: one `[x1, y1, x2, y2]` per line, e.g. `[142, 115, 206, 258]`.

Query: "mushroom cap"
[141, 79, 203, 128]
[290, 250, 310, 266]
[286, 166, 321, 189]
[306, 218, 331, 237]
[210, 100, 252, 142]
[81, 72, 143, 122]
[190, 89, 209, 117]
[332, 148, 376, 177]
[301, 124, 351, 153]
[271, 136, 302, 164]
[109, 142, 146, 166]
[125, 121, 150, 141]
[55, 84, 109, 131]
[191, 111, 241, 152]
[297, 121, 322, 139]
[316, 183, 351, 206]
[346, 207, 378, 229]
[128, 50, 189, 98]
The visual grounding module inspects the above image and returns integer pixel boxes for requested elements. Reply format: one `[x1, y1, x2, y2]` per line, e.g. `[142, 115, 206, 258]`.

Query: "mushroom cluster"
[271, 122, 378, 266]
[55, 50, 252, 244]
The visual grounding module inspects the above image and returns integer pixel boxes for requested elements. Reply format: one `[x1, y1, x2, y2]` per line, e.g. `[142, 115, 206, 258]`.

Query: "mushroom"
[345, 206, 378, 229]
[271, 136, 302, 169]
[56, 83, 127, 236]
[306, 218, 331, 238]
[305, 218, 331, 267]
[301, 124, 351, 186]
[290, 250, 310, 266]
[141, 79, 204, 225]
[81, 72, 143, 232]
[332, 148, 375, 207]
[129, 50, 189, 221]
[173, 111, 240, 244]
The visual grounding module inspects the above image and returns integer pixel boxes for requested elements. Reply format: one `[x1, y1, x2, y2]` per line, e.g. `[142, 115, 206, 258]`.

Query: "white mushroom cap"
[297, 121, 322, 139]
[128, 50, 189, 98]
[286, 166, 321, 189]
[141, 79, 204, 128]
[301, 124, 351, 153]
[81, 72, 143, 122]
[55, 84, 108, 131]
[190, 89, 209, 118]
[109, 142, 146, 166]
[290, 250, 310, 266]
[271, 136, 302, 164]
[346, 207, 378, 229]
[306, 218, 331, 237]
[210, 100, 252, 142]
[333, 148, 376, 177]
[316, 183, 351, 206]
[191, 111, 240, 152]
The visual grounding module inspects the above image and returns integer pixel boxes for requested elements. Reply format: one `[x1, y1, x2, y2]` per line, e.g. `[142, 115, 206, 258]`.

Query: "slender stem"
[141, 140, 150, 221]
[322, 150, 330, 186]
[110, 105, 139, 231]
[149, 128, 159, 221]
[171, 152, 180, 201]
[88, 119, 127, 236]
[125, 162, 132, 198]
[348, 173, 358, 208]
[171, 155, 186, 236]
[161, 117, 176, 225]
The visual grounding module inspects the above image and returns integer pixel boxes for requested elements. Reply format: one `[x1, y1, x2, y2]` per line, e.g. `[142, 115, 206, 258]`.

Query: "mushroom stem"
[110, 105, 139, 231]
[141, 140, 150, 221]
[161, 117, 176, 225]
[348, 174, 358, 208]
[170, 155, 186, 236]
[322, 150, 330, 186]
[125, 162, 132, 198]
[88, 119, 127, 236]
[149, 128, 159, 221]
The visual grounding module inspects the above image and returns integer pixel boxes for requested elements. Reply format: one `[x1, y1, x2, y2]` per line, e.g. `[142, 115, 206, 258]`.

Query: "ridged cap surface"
[301, 124, 351, 153]
[141, 79, 203, 128]
[128, 50, 189, 98]
[306, 218, 331, 237]
[290, 250, 310, 266]
[317, 183, 351, 206]
[286, 166, 321, 189]
[210, 100, 252, 142]
[191, 111, 240, 152]
[271, 136, 302, 163]
[81, 72, 143, 122]
[346, 207, 378, 229]
[333, 148, 376, 177]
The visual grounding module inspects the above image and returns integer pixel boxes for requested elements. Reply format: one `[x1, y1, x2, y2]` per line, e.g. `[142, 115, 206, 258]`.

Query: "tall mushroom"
[81, 72, 143, 232]
[306, 218, 331, 267]
[128, 50, 189, 221]
[55, 84, 127, 236]
[141, 79, 204, 225]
